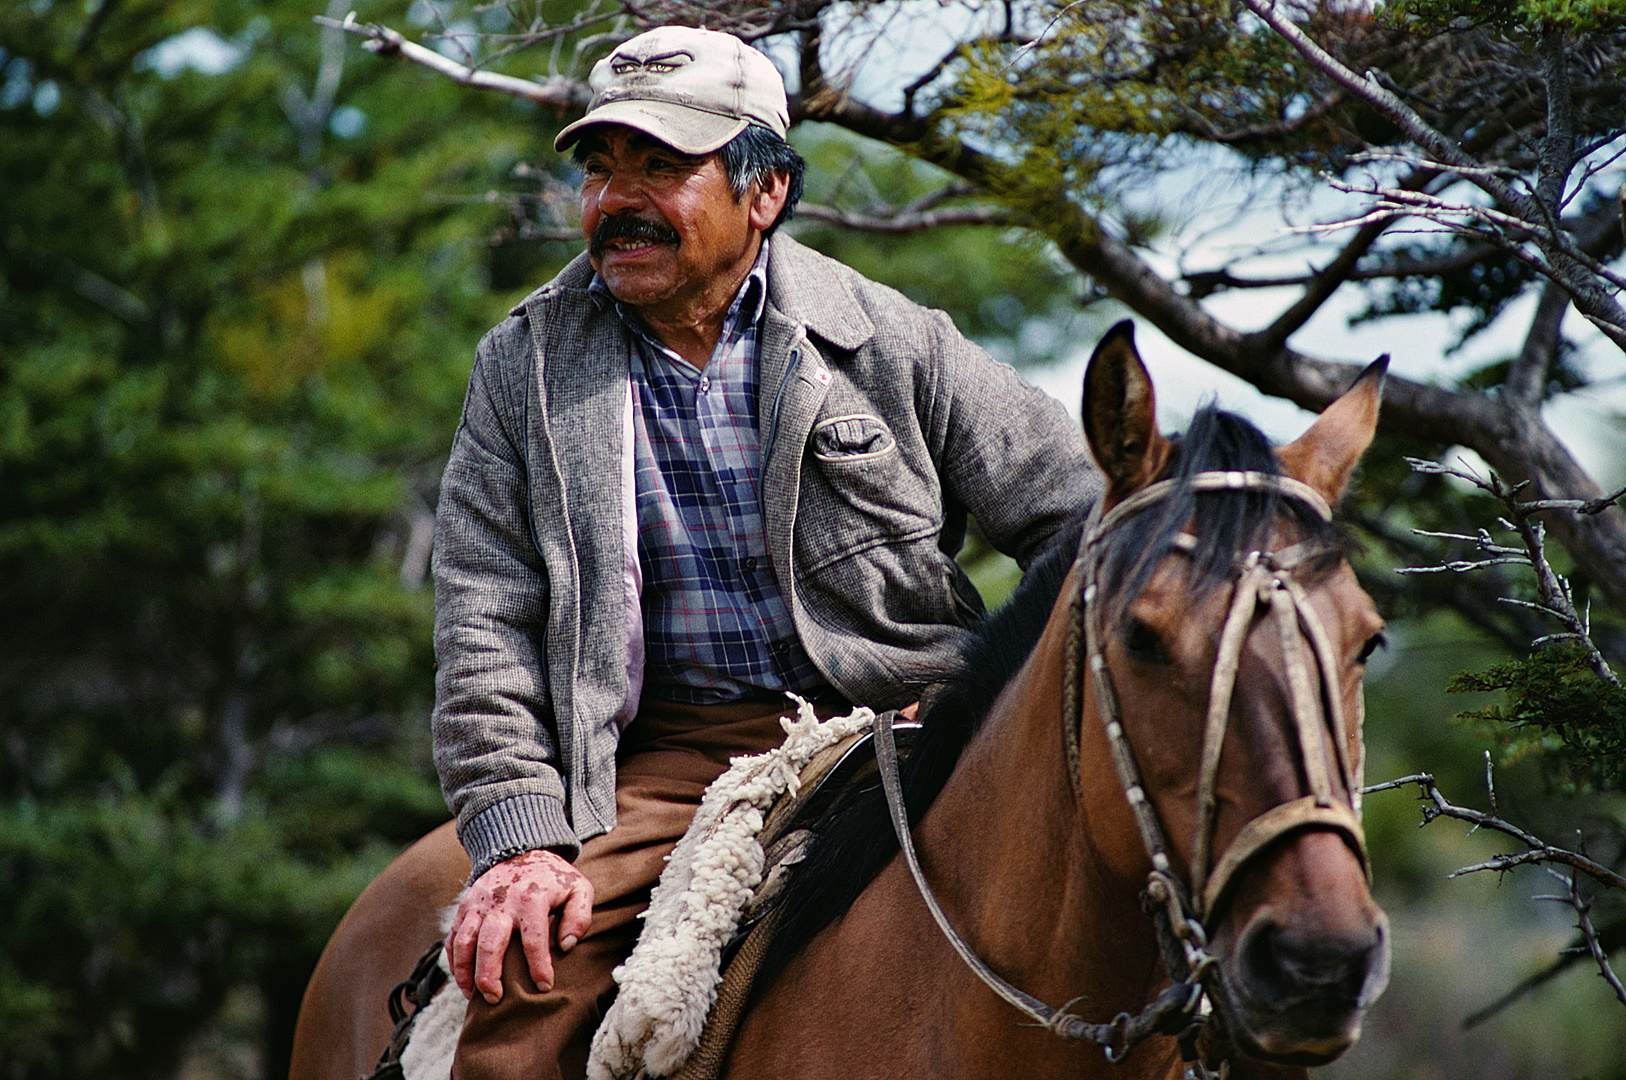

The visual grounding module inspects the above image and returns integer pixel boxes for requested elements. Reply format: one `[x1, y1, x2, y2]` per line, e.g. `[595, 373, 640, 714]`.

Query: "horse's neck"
[918, 579, 1164, 1016]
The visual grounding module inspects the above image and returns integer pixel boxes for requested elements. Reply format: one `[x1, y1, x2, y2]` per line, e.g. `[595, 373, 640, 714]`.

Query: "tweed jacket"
[431, 235, 1099, 878]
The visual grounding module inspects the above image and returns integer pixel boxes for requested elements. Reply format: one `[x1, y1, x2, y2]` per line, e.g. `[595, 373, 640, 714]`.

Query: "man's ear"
[747, 171, 790, 232]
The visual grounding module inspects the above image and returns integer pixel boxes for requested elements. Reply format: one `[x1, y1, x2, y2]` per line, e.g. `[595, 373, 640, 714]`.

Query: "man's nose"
[595, 169, 645, 215]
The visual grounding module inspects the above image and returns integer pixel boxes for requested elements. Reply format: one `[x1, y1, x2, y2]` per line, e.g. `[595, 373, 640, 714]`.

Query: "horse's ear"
[1083, 321, 1173, 504]
[1277, 356, 1388, 506]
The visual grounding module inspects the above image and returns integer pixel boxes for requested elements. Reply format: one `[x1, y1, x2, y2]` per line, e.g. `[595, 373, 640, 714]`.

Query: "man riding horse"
[430, 25, 1098, 1079]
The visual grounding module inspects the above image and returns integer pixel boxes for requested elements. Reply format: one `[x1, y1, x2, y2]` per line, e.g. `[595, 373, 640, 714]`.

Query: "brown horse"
[291, 322, 1390, 1080]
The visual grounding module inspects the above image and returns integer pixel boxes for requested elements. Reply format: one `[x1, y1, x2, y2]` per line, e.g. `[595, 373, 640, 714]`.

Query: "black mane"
[753, 403, 1340, 994]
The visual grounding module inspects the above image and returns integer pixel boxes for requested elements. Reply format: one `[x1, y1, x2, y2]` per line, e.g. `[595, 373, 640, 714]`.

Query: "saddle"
[666, 715, 919, 1080]
[368, 705, 917, 1080]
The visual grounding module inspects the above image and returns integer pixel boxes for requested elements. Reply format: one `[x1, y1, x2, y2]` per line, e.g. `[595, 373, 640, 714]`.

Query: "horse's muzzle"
[1217, 909, 1391, 1065]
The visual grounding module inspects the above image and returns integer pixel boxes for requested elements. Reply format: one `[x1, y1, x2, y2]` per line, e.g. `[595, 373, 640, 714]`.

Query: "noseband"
[874, 470, 1369, 1068]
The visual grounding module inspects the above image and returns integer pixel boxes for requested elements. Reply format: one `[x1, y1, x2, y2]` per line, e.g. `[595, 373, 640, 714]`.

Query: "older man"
[431, 24, 1098, 1079]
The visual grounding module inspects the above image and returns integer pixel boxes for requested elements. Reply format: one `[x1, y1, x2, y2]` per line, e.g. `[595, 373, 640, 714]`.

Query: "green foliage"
[1451, 645, 1626, 791]
[936, 0, 1355, 204]
[0, 1, 579, 1075]
[0, 761, 439, 1077]
[1381, 0, 1626, 32]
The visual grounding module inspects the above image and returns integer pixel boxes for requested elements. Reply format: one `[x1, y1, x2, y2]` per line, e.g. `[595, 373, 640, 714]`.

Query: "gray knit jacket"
[431, 236, 1099, 879]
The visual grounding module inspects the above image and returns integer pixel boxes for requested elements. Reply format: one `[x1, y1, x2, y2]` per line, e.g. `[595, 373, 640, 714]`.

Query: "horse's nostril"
[1238, 919, 1379, 1013]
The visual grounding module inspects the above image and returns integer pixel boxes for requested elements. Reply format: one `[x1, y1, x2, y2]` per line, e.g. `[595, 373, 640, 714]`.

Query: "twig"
[1402, 457, 1621, 687]
[1003, 0, 1091, 72]
[313, 12, 591, 111]
[1364, 772, 1626, 893]
[1570, 866, 1626, 1007]
[795, 201, 1018, 233]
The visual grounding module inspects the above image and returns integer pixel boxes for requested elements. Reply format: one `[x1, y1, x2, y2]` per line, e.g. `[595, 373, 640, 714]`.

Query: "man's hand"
[448, 848, 595, 1004]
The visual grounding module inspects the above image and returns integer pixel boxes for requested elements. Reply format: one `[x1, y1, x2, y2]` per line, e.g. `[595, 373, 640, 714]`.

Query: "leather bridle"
[874, 470, 1370, 1067]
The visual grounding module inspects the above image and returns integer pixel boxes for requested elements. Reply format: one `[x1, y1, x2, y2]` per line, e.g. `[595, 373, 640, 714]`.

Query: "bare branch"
[1402, 456, 1622, 685]
[1506, 278, 1571, 406]
[1236, 0, 1626, 351]
[1256, 167, 1440, 350]
[1366, 772, 1626, 892]
[314, 12, 592, 111]
[1572, 868, 1626, 1008]
[795, 202, 1017, 233]
[1181, 238, 1502, 296]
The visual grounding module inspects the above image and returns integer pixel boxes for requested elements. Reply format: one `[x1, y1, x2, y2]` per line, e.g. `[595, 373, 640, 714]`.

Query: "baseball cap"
[553, 26, 789, 156]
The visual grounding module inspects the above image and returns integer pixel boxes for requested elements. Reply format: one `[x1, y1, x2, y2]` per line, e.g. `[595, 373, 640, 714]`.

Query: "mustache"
[590, 214, 680, 256]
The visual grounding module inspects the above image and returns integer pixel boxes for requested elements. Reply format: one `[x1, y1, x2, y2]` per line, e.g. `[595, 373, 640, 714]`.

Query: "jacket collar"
[512, 252, 595, 316]
[763, 233, 874, 353]
[513, 235, 875, 354]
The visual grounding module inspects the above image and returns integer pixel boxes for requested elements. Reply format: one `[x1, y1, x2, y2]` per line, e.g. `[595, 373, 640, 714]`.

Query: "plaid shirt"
[592, 244, 825, 704]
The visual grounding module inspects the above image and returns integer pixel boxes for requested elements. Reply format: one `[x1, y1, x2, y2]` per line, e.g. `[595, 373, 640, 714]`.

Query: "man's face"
[577, 126, 758, 321]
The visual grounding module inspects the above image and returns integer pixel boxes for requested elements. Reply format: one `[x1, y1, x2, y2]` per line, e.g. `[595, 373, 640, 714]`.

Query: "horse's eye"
[1123, 619, 1166, 664]
[1356, 632, 1387, 665]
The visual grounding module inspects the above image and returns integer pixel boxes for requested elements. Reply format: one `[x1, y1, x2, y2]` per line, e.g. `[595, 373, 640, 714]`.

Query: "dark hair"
[717, 125, 805, 235]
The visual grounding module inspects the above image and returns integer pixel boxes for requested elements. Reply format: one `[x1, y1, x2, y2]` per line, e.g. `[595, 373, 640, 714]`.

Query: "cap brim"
[554, 101, 748, 156]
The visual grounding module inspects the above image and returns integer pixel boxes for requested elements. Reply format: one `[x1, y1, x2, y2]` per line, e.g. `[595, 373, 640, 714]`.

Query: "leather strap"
[872, 709, 1210, 1056]
[872, 709, 1088, 1034]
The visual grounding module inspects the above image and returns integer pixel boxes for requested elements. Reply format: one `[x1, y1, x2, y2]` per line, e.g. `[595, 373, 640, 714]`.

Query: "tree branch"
[1353, 508, 1549, 653]
[1256, 166, 1440, 350]
[1365, 768, 1626, 892]
[1403, 456, 1621, 685]
[1182, 239, 1497, 297]
[1507, 278, 1569, 405]
[1535, 25, 1575, 217]
[314, 13, 591, 112]
[795, 201, 1016, 233]
[1236, 0, 1626, 352]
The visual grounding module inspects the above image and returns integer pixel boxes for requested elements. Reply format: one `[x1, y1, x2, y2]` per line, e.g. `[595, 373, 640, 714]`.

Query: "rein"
[873, 470, 1369, 1067]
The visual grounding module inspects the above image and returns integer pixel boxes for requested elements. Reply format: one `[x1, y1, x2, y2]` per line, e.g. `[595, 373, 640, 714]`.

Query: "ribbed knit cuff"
[461, 793, 579, 881]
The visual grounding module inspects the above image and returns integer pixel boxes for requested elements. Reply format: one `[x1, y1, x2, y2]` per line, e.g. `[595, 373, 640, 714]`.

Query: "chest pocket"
[799, 412, 937, 579]
[812, 414, 895, 461]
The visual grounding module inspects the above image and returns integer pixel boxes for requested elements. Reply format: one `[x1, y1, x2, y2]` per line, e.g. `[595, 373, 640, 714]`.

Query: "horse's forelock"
[1096, 406, 1344, 623]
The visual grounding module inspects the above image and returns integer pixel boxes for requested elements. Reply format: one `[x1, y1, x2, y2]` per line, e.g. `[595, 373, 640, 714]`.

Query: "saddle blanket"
[397, 699, 878, 1080]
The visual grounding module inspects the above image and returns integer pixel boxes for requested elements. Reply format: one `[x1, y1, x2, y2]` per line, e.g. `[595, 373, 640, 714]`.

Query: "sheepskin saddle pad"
[382, 699, 902, 1080]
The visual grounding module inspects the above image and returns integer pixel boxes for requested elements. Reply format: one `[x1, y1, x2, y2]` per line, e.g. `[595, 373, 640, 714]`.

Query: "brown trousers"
[451, 694, 850, 1080]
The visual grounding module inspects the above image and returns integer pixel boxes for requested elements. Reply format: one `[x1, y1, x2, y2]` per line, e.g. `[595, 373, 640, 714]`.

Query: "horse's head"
[1079, 322, 1390, 1067]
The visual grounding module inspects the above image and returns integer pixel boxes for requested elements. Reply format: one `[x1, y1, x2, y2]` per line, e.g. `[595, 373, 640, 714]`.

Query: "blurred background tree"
[4, 0, 1624, 1077]
[0, 1, 552, 1075]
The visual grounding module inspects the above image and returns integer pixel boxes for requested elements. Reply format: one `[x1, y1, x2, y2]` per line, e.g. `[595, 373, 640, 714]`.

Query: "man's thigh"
[452, 695, 835, 1080]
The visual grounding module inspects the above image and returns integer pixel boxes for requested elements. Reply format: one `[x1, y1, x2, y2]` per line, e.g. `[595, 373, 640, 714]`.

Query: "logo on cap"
[610, 49, 694, 77]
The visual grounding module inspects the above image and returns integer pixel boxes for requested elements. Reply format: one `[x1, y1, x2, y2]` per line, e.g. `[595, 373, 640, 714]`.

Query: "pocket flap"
[811, 414, 895, 461]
